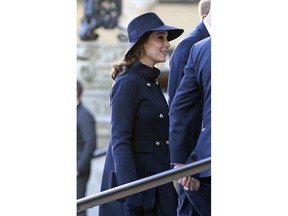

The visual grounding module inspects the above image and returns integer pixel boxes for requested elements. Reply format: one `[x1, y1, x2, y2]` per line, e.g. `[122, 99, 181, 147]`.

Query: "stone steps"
[77, 42, 127, 149]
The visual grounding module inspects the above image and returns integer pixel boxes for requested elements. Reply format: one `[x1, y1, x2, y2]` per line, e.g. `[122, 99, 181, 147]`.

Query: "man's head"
[198, 0, 211, 20]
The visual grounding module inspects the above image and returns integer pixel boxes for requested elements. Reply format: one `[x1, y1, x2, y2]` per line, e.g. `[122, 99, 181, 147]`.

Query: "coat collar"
[130, 60, 160, 81]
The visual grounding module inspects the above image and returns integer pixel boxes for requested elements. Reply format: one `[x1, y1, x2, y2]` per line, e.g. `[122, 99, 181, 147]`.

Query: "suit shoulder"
[78, 104, 95, 121]
[194, 37, 211, 48]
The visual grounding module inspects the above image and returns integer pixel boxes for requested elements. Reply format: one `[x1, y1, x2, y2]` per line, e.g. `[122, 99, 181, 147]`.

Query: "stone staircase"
[77, 42, 128, 149]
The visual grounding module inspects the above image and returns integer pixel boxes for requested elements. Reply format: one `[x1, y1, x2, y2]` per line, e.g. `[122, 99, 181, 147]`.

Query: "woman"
[99, 12, 183, 216]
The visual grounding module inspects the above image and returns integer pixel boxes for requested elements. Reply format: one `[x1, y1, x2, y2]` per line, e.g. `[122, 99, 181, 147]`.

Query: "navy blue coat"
[99, 60, 178, 215]
[169, 37, 211, 178]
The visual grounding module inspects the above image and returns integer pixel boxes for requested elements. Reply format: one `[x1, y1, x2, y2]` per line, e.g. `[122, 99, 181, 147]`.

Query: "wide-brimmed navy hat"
[125, 12, 184, 56]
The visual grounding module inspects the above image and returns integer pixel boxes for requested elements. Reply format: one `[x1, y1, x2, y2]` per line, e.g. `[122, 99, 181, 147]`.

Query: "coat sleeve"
[110, 77, 140, 185]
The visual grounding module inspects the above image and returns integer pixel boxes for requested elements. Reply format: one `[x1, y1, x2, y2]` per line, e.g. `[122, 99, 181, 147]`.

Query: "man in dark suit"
[168, 0, 210, 105]
[169, 35, 211, 216]
[77, 80, 97, 216]
[168, 2, 211, 214]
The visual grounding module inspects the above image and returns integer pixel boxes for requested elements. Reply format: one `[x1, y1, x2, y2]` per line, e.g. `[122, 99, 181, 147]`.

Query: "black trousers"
[177, 177, 211, 216]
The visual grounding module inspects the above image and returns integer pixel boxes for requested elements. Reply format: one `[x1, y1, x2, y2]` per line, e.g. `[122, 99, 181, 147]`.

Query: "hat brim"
[125, 25, 184, 56]
[154, 25, 184, 41]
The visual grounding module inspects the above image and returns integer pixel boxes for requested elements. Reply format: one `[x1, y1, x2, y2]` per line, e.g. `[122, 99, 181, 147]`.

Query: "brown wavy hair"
[111, 32, 152, 80]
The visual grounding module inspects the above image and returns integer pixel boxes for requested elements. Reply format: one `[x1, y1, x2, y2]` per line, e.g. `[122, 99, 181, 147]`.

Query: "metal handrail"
[93, 147, 108, 158]
[77, 156, 211, 212]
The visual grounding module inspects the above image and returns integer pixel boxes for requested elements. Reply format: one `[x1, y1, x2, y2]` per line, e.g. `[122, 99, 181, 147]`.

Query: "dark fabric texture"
[99, 60, 178, 216]
[169, 37, 211, 215]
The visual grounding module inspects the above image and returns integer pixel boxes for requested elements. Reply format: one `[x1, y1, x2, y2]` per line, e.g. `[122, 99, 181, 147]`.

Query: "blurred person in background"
[77, 80, 97, 216]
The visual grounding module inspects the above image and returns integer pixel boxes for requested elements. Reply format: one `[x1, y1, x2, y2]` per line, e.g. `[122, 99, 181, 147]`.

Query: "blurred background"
[76, 0, 201, 215]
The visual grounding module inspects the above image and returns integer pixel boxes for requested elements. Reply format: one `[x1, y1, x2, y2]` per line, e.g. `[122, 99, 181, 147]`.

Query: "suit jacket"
[169, 37, 211, 178]
[168, 21, 210, 156]
[99, 60, 177, 215]
[168, 21, 210, 105]
[77, 102, 96, 175]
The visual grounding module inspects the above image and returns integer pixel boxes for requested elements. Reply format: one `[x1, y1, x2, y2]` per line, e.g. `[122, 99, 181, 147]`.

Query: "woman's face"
[140, 31, 170, 68]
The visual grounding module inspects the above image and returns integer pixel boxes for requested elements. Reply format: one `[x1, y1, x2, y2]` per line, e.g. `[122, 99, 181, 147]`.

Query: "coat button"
[166, 141, 169, 145]
[147, 83, 151, 87]
[155, 141, 160, 146]
[159, 114, 163, 118]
